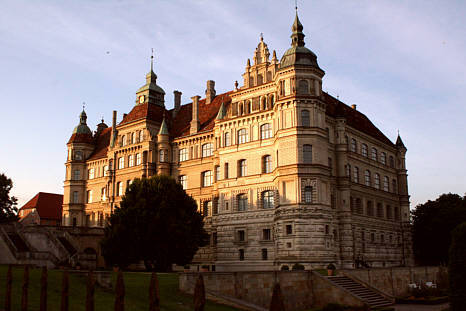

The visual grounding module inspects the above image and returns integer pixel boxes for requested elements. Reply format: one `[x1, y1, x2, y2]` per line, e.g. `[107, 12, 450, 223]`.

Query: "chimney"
[205, 80, 216, 104]
[173, 90, 182, 118]
[110, 110, 118, 148]
[112, 110, 117, 129]
[123, 113, 127, 119]
[351, 104, 357, 110]
[190, 95, 201, 134]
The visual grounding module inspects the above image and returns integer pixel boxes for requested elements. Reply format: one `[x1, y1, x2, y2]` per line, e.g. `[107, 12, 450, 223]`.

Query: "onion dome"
[68, 109, 93, 144]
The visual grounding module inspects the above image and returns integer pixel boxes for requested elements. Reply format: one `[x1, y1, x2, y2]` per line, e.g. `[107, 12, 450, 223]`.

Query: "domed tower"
[156, 117, 170, 176]
[63, 109, 95, 226]
[135, 54, 166, 107]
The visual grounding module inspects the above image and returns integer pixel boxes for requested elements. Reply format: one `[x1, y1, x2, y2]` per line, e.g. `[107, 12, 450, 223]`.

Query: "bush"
[292, 263, 305, 270]
[449, 222, 466, 311]
[280, 265, 289, 271]
[327, 263, 336, 270]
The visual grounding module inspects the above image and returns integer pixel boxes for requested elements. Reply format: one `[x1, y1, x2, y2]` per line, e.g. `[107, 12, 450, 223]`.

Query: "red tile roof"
[119, 102, 166, 126]
[67, 133, 93, 144]
[19, 192, 63, 221]
[88, 127, 112, 161]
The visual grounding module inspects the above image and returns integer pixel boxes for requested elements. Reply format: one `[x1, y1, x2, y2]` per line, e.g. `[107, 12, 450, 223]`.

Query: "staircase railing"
[339, 271, 395, 303]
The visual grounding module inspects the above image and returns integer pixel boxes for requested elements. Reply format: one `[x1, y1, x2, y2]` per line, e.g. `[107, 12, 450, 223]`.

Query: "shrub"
[280, 265, 289, 271]
[327, 263, 336, 270]
[449, 222, 466, 311]
[292, 263, 305, 270]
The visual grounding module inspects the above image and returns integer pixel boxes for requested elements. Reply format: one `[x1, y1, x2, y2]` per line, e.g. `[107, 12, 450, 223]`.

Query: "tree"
[0, 173, 18, 223]
[412, 193, 466, 265]
[449, 222, 466, 311]
[101, 175, 208, 270]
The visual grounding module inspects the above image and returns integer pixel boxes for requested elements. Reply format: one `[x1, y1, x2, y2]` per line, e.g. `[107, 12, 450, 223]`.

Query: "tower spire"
[150, 48, 154, 72]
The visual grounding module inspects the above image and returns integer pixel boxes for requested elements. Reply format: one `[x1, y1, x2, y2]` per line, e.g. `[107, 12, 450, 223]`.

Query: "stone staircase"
[327, 276, 393, 308]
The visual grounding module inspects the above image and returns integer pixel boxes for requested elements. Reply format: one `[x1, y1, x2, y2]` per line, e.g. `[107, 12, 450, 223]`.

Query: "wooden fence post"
[4, 265, 12, 311]
[149, 272, 160, 311]
[86, 270, 95, 311]
[193, 274, 205, 311]
[60, 270, 69, 311]
[114, 271, 125, 311]
[40, 267, 48, 311]
[21, 265, 29, 311]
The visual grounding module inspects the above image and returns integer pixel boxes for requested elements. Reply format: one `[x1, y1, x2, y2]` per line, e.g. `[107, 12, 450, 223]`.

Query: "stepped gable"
[324, 93, 394, 146]
[119, 102, 166, 126]
[19, 192, 63, 221]
[88, 127, 112, 160]
[67, 133, 93, 144]
[170, 91, 232, 138]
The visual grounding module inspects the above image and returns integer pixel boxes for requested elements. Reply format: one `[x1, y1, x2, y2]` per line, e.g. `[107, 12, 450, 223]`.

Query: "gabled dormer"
[242, 35, 279, 89]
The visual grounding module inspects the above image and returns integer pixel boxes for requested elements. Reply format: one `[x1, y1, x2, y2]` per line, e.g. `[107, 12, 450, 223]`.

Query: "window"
[303, 144, 312, 163]
[202, 171, 213, 187]
[301, 110, 310, 127]
[75, 151, 83, 160]
[88, 168, 95, 179]
[237, 194, 248, 211]
[203, 201, 211, 217]
[121, 135, 127, 146]
[179, 148, 188, 162]
[374, 173, 380, 189]
[224, 163, 229, 179]
[364, 170, 371, 186]
[353, 167, 359, 183]
[371, 147, 378, 161]
[117, 182, 123, 196]
[262, 229, 271, 240]
[179, 175, 187, 190]
[86, 190, 93, 203]
[238, 159, 247, 177]
[361, 144, 368, 157]
[101, 187, 107, 201]
[201, 143, 213, 157]
[136, 153, 142, 165]
[261, 248, 268, 260]
[239, 249, 244, 261]
[377, 203, 384, 218]
[126, 155, 133, 167]
[325, 225, 329, 234]
[118, 157, 125, 169]
[381, 152, 387, 165]
[392, 179, 397, 193]
[224, 132, 231, 147]
[298, 79, 309, 94]
[262, 190, 275, 209]
[328, 157, 333, 176]
[304, 186, 312, 203]
[260, 123, 272, 139]
[262, 155, 272, 173]
[131, 132, 135, 144]
[389, 156, 395, 168]
[72, 191, 79, 203]
[103, 165, 109, 176]
[346, 164, 351, 177]
[238, 230, 245, 242]
[159, 149, 168, 162]
[394, 206, 400, 220]
[355, 198, 362, 214]
[383, 176, 389, 192]
[286, 224, 293, 235]
[237, 129, 248, 144]
[367, 201, 374, 216]
[73, 170, 80, 180]
[351, 139, 357, 152]
[371, 233, 375, 243]
[386, 205, 392, 219]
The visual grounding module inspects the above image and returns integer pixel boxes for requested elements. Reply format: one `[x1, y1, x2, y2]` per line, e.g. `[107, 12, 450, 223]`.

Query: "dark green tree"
[412, 193, 466, 265]
[0, 173, 18, 223]
[449, 222, 466, 311]
[101, 175, 208, 270]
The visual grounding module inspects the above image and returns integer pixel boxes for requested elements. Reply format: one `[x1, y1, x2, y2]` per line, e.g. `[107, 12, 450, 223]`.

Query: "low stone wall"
[341, 266, 442, 297]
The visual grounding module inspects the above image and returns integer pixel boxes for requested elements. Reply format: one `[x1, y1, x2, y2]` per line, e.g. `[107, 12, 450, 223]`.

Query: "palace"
[63, 12, 413, 270]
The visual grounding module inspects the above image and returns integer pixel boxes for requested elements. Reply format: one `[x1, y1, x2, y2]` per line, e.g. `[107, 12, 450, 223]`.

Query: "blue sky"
[0, 0, 465, 208]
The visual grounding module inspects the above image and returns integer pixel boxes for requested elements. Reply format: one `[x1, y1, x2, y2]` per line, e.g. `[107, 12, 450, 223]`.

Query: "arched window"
[159, 149, 168, 162]
[139, 130, 144, 142]
[131, 133, 135, 144]
[201, 143, 213, 157]
[237, 129, 248, 144]
[237, 194, 248, 211]
[298, 79, 309, 94]
[224, 132, 231, 147]
[202, 171, 213, 187]
[269, 94, 274, 107]
[260, 123, 272, 139]
[383, 176, 389, 192]
[262, 155, 272, 173]
[257, 74, 263, 85]
[128, 155, 134, 167]
[371, 148, 378, 161]
[301, 110, 310, 127]
[366, 201, 374, 216]
[179, 175, 187, 190]
[118, 157, 125, 169]
[374, 173, 380, 189]
[351, 139, 357, 152]
[238, 159, 247, 177]
[361, 144, 368, 157]
[303, 144, 312, 163]
[380, 152, 387, 165]
[353, 167, 359, 183]
[304, 186, 312, 203]
[262, 191, 275, 209]
[261, 97, 267, 110]
[179, 148, 188, 162]
[364, 170, 371, 186]
[121, 135, 127, 146]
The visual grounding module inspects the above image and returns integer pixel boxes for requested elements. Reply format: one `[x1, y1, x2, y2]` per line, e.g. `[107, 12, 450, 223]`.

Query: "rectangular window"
[103, 165, 109, 176]
[261, 248, 268, 260]
[118, 157, 125, 169]
[353, 167, 359, 183]
[73, 170, 80, 180]
[238, 230, 245, 242]
[201, 143, 213, 157]
[88, 168, 95, 179]
[86, 190, 93, 203]
[237, 129, 248, 144]
[260, 123, 272, 139]
[224, 132, 231, 147]
[262, 229, 271, 241]
[286, 224, 292, 235]
[215, 165, 220, 182]
[72, 191, 78, 203]
[238, 159, 247, 177]
[263, 155, 272, 173]
[303, 145, 312, 163]
[237, 194, 248, 211]
[128, 155, 134, 167]
[202, 171, 213, 187]
[101, 187, 107, 201]
[224, 163, 229, 179]
[136, 153, 142, 165]
[239, 249, 244, 261]
[179, 175, 187, 190]
[179, 148, 188, 162]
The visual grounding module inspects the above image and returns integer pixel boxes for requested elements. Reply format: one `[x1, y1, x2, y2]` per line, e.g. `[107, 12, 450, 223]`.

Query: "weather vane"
[82, 102, 85, 110]
[295, 0, 298, 12]
[151, 48, 154, 71]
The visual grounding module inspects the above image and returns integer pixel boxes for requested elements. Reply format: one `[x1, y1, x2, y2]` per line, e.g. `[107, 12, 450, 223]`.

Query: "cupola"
[135, 53, 166, 107]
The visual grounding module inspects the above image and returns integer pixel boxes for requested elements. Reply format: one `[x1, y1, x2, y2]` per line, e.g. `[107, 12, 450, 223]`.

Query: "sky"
[0, 0, 465, 208]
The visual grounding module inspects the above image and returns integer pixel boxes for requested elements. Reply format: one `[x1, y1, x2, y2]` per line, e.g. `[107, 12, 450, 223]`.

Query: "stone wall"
[341, 266, 442, 297]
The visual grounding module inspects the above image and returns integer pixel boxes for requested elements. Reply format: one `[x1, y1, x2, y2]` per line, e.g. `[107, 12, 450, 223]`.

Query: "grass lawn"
[0, 265, 237, 311]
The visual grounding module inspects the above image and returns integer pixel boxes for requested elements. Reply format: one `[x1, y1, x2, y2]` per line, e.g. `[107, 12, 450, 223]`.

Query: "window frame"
[202, 170, 213, 187]
[238, 159, 247, 177]
[263, 155, 272, 173]
[179, 175, 187, 190]
[260, 123, 272, 139]
[201, 143, 213, 157]
[237, 128, 248, 144]
[301, 109, 310, 127]
[262, 190, 275, 209]
[237, 194, 248, 211]
[364, 170, 371, 186]
[361, 144, 368, 157]
[303, 144, 312, 163]
[179, 148, 188, 162]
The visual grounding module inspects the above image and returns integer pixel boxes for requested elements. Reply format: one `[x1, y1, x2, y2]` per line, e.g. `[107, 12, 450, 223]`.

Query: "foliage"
[269, 283, 285, 311]
[292, 263, 305, 270]
[412, 193, 466, 265]
[449, 222, 466, 311]
[0, 173, 18, 223]
[327, 263, 336, 270]
[280, 265, 289, 271]
[101, 175, 208, 270]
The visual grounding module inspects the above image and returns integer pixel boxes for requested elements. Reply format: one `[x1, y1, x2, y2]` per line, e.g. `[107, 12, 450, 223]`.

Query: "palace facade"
[63, 13, 413, 270]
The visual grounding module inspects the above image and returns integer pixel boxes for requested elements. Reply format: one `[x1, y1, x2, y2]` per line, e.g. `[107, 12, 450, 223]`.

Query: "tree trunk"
[149, 272, 160, 311]
[21, 266, 29, 311]
[40, 267, 48, 311]
[4, 265, 12, 311]
[60, 270, 69, 311]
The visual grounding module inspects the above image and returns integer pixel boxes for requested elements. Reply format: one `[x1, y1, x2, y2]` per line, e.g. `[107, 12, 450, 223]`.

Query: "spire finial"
[260, 32, 263, 41]
[295, 0, 298, 13]
[150, 48, 154, 72]
[82, 102, 85, 111]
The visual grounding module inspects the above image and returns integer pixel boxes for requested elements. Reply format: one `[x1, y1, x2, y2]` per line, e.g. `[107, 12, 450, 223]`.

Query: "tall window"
[73, 170, 81, 180]
[366, 201, 374, 216]
[179, 175, 187, 190]
[383, 176, 389, 192]
[88, 168, 94, 180]
[392, 179, 397, 193]
[86, 190, 93, 203]
[237, 129, 248, 144]
[202, 171, 213, 187]
[351, 139, 357, 152]
[127, 155, 133, 167]
[139, 130, 144, 142]
[215, 165, 220, 181]
[136, 153, 141, 165]
[389, 156, 395, 168]
[386, 205, 392, 219]
[201, 143, 213, 157]
[260, 123, 272, 139]
[238, 159, 247, 177]
[224, 132, 231, 147]
[298, 79, 309, 94]
[101, 187, 107, 201]
[361, 144, 368, 157]
[262, 229, 271, 240]
[131, 132, 135, 144]
[74, 151, 83, 160]
[353, 167, 359, 183]
[72, 191, 79, 203]
[159, 149, 166, 162]
[364, 170, 371, 186]
[118, 157, 125, 169]
[262, 191, 275, 209]
[179, 148, 188, 162]
[374, 173, 380, 189]
[237, 194, 248, 211]
[117, 182, 123, 196]
[224, 163, 229, 179]
[301, 110, 310, 127]
[103, 165, 109, 176]
[203, 201, 211, 217]
[303, 144, 312, 163]
[371, 147, 378, 161]
[377, 203, 384, 218]
[263, 155, 272, 173]
[121, 135, 127, 146]
[262, 248, 268, 260]
[304, 186, 312, 203]
[381, 152, 387, 165]
[239, 249, 245, 261]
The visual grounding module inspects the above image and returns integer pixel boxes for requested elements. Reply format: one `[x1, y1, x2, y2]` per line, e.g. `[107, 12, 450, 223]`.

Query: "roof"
[19, 192, 63, 221]
[119, 102, 166, 126]
[67, 132, 93, 144]
[88, 127, 112, 161]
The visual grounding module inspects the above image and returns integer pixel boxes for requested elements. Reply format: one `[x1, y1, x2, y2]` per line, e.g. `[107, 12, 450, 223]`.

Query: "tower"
[135, 54, 166, 107]
[157, 117, 170, 176]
